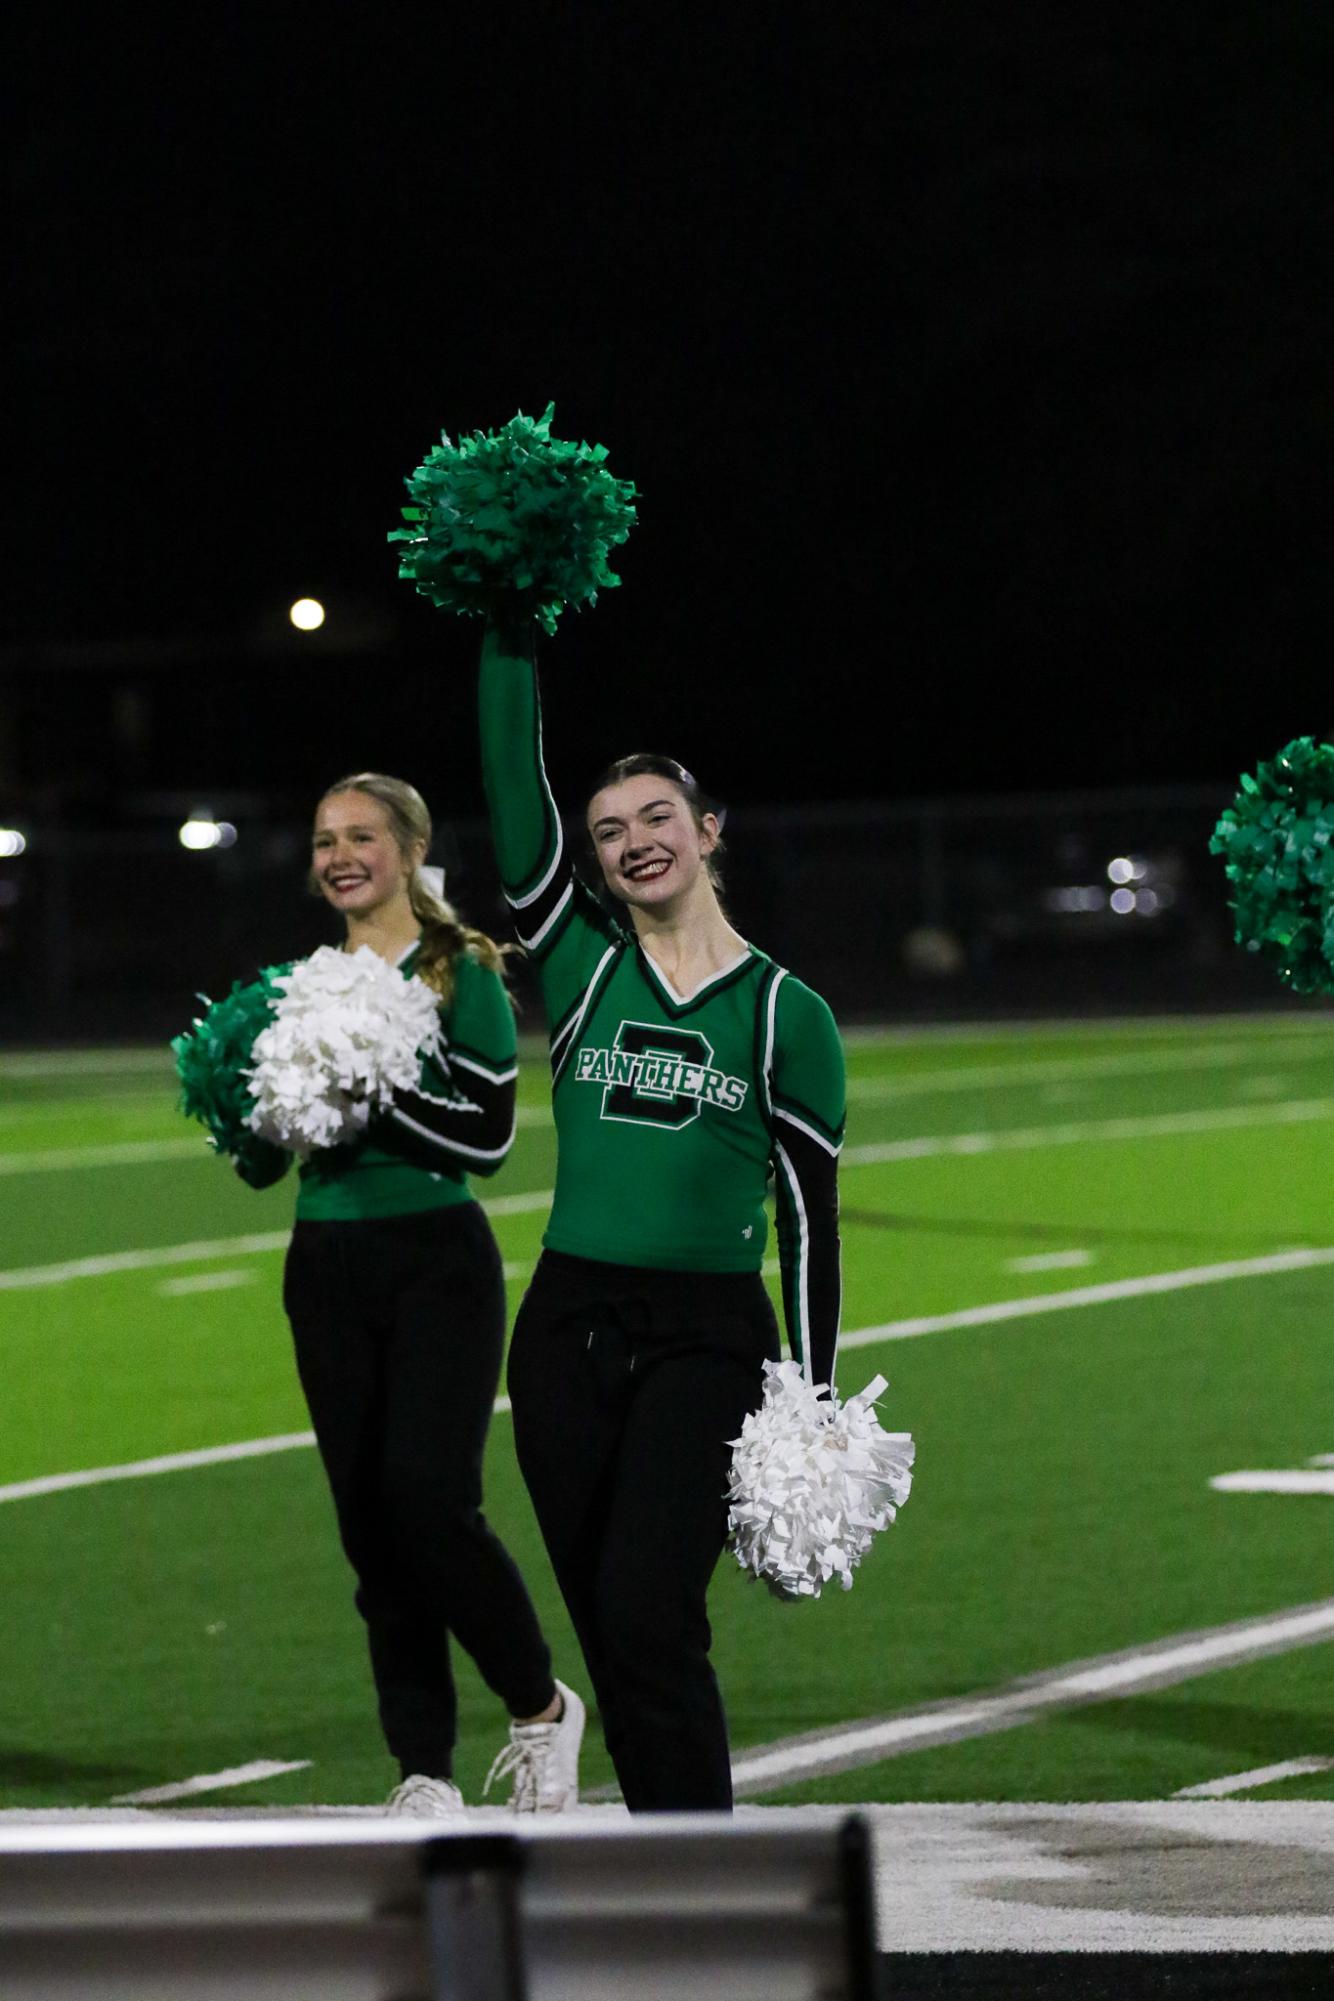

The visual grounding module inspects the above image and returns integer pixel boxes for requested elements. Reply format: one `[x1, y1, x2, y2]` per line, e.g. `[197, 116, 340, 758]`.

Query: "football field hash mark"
[157, 1270, 257, 1296]
[1174, 1757, 1334, 1800]
[1005, 1250, 1094, 1274]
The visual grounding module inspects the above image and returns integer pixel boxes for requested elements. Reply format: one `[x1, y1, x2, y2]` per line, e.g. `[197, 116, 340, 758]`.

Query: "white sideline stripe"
[0, 1194, 554, 1290]
[1211, 1470, 1334, 1496]
[1174, 1757, 1333, 1800]
[841, 1098, 1334, 1167]
[845, 1035, 1330, 1102]
[111, 1761, 312, 1806]
[838, 1247, 1334, 1350]
[730, 1602, 1334, 1790]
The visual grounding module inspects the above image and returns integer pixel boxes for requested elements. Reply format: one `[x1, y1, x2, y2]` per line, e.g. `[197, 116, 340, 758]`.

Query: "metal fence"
[0, 783, 1297, 1045]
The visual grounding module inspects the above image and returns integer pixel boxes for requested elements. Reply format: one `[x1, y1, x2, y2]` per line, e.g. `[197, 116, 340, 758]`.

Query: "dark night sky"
[7, 5, 1333, 817]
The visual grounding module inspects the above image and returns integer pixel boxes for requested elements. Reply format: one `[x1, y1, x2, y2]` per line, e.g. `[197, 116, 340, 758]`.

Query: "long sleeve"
[479, 618, 570, 947]
[375, 953, 517, 1179]
[767, 976, 846, 1392]
[478, 619, 622, 1027]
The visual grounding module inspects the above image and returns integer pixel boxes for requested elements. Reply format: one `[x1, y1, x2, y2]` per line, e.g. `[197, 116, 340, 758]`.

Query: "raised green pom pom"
[171, 967, 289, 1158]
[1209, 737, 1334, 995]
[389, 403, 638, 635]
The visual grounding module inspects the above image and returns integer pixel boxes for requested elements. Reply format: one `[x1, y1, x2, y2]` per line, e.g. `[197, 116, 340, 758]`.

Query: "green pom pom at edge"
[171, 966, 290, 1160]
[389, 402, 638, 636]
[1209, 735, 1334, 996]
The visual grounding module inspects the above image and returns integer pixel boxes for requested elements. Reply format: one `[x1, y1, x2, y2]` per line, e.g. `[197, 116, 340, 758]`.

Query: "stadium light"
[1107, 856, 1148, 884]
[289, 597, 326, 631]
[179, 815, 238, 852]
[0, 828, 27, 858]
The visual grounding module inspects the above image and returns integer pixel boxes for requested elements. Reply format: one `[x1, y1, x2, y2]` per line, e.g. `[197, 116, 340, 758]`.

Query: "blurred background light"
[289, 598, 326, 631]
[1109, 886, 1137, 915]
[178, 816, 237, 852]
[0, 828, 28, 857]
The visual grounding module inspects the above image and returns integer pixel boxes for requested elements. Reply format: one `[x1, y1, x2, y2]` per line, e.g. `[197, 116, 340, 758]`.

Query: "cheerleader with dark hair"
[477, 623, 846, 1812]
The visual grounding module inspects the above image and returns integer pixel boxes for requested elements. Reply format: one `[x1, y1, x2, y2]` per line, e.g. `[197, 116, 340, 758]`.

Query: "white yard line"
[1174, 1757, 1334, 1800]
[111, 1761, 312, 1806]
[0, 1434, 320, 1503]
[839, 1246, 1334, 1350]
[730, 1599, 1334, 1793]
[0, 1194, 554, 1290]
[846, 1036, 1332, 1102]
[0, 1232, 292, 1289]
[0, 1139, 209, 1175]
[842, 1097, 1334, 1167]
[9, 1093, 1331, 1181]
[8, 1246, 1334, 1507]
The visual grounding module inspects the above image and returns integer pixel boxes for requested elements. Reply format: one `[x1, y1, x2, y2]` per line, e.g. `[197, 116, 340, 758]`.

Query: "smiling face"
[311, 789, 422, 922]
[587, 772, 720, 911]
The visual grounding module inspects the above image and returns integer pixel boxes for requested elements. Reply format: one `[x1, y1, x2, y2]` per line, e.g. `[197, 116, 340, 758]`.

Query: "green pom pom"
[389, 403, 638, 635]
[1209, 737, 1334, 995]
[171, 967, 289, 1158]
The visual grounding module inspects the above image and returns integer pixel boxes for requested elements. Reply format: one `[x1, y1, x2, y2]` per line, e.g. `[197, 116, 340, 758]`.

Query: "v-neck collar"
[636, 941, 757, 1012]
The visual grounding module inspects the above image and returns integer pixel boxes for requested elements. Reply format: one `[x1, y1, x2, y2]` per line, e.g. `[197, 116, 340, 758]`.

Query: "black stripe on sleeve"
[378, 1067, 516, 1177]
[772, 1114, 842, 1392]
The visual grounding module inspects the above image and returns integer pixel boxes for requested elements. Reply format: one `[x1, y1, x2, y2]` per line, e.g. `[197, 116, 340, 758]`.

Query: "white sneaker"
[483, 1679, 586, 1813]
[386, 1774, 465, 1816]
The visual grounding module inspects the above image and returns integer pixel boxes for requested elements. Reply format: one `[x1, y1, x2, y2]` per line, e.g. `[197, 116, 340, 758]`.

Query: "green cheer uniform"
[236, 944, 518, 1211]
[479, 624, 845, 1387]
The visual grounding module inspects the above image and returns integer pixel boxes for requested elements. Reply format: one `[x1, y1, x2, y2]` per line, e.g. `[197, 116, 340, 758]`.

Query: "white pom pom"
[726, 1360, 915, 1600]
[243, 945, 442, 1158]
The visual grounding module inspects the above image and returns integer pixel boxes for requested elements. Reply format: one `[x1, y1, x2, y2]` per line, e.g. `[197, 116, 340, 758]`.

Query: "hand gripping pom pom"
[172, 967, 289, 1162]
[726, 1360, 915, 1600]
[243, 945, 444, 1158]
[1209, 737, 1334, 995]
[389, 402, 638, 634]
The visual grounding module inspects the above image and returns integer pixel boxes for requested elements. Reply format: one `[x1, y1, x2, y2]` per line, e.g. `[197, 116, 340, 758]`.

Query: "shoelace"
[483, 1724, 557, 1808]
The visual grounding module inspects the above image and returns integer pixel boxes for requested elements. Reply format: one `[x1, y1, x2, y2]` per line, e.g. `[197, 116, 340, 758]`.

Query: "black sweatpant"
[283, 1203, 554, 1780]
[507, 1249, 780, 1812]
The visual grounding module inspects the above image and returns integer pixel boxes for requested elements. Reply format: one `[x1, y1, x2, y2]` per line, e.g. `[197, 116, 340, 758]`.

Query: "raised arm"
[478, 620, 621, 1044]
[767, 976, 846, 1392]
[479, 618, 572, 953]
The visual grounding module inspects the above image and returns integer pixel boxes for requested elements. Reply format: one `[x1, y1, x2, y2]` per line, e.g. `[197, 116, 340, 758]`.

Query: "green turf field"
[2, 1015, 1331, 1812]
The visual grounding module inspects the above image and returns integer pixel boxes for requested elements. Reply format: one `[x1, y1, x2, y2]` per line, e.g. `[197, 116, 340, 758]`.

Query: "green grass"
[2, 1015, 1332, 1809]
